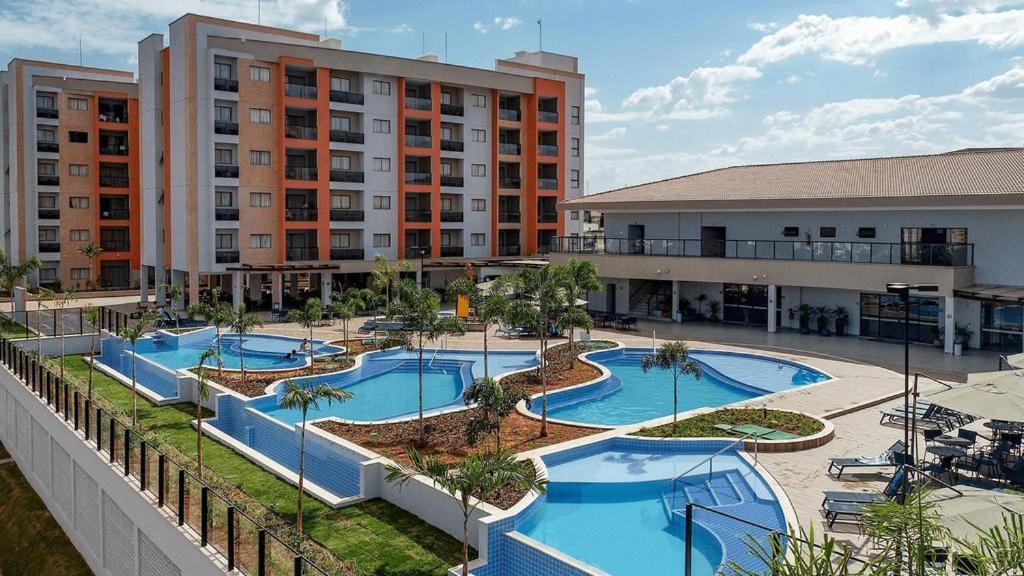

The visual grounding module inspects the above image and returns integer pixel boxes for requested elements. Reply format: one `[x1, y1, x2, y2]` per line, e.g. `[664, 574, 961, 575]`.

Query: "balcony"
[538, 111, 559, 123]
[538, 178, 559, 190]
[440, 139, 464, 152]
[36, 142, 59, 153]
[285, 166, 318, 181]
[441, 104, 464, 117]
[214, 77, 238, 92]
[499, 143, 521, 155]
[538, 211, 558, 223]
[37, 175, 59, 186]
[38, 209, 60, 220]
[538, 145, 559, 157]
[100, 240, 130, 252]
[285, 125, 318, 140]
[405, 246, 431, 259]
[441, 175, 464, 188]
[441, 246, 464, 258]
[214, 121, 239, 136]
[215, 164, 239, 178]
[286, 247, 320, 261]
[331, 248, 365, 260]
[98, 111, 127, 123]
[100, 209, 131, 220]
[330, 170, 364, 183]
[36, 107, 58, 119]
[38, 242, 61, 253]
[100, 145, 129, 156]
[405, 210, 432, 223]
[329, 130, 365, 144]
[285, 83, 317, 99]
[440, 210, 464, 222]
[329, 90, 364, 105]
[405, 172, 432, 185]
[214, 208, 239, 221]
[330, 209, 364, 222]
[498, 211, 521, 223]
[405, 135, 432, 148]
[498, 244, 521, 257]
[405, 96, 432, 111]
[499, 177, 521, 189]
[498, 109, 520, 121]
[215, 250, 240, 264]
[285, 208, 319, 222]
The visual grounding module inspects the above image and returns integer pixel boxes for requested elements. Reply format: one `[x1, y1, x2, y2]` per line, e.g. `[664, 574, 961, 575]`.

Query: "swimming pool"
[536, 347, 830, 426]
[138, 329, 344, 371]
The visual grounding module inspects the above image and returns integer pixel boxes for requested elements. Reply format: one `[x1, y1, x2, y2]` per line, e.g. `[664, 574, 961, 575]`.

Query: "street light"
[418, 248, 428, 289]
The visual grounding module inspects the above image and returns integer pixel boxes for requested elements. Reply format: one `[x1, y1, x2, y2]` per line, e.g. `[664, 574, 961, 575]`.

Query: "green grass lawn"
[64, 356, 463, 576]
[632, 407, 824, 438]
[0, 315, 33, 339]
[0, 441, 92, 576]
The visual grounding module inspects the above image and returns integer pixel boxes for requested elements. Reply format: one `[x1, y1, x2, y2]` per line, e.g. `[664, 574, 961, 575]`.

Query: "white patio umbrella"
[1005, 351, 1024, 369]
[925, 370, 1024, 422]
[927, 485, 1024, 541]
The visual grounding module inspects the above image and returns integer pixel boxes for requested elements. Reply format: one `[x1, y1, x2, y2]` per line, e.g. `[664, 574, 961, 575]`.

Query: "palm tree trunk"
[196, 402, 203, 480]
[87, 330, 96, 399]
[540, 334, 548, 438]
[568, 327, 575, 369]
[483, 327, 489, 380]
[418, 331, 425, 439]
[461, 514, 471, 576]
[239, 335, 246, 389]
[308, 325, 315, 369]
[672, 376, 678, 434]
[216, 325, 223, 375]
[296, 413, 307, 534]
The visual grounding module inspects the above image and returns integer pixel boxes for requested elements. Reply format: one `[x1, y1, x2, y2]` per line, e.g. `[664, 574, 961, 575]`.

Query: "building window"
[471, 198, 485, 211]
[570, 211, 579, 221]
[441, 197, 454, 211]
[571, 137, 580, 157]
[215, 233, 234, 250]
[857, 227, 876, 239]
[39, 268, 57, 282]
[249, 108, 271, 124]
[215, 105, 234, 122]
[331, 194, 351, 209]
[441, 162, 453, 176]
[71, 268, 90, 280]
[441, 232, 453, 247]
[215, 148, 234, 165]
[70, 197, 90, 208]
[782, 227, 799, 237]
[36, 128, 56, 142]
[214, 62, 233, 79]
[373, 233, 391, 247]
[471, 233, 485, 246]
[68, 164, 88, 176]
[331, 155, 352, 170]
[860, 292, 941, 345]
[249, 66, 270, 82]
[471, 129, 486, 142]
[37, 94, 56, 109]
[571, 105, 580, 125]
[471, 94, 486, 107]
[981, 301, 1024, 352]
[250, 234, 272, 249]
[372, 80, 391, 95]
[331, 233, 351, 248]
[373, 157, 391, 172]
[70, 229, 90, 241]
[372, 119, 390, 134]
[215, 189, 234, 207]
[331, 116, 351, 131]
[68, 131, 88, 143]
[372, 195, 391, 210]
[571, 169, 580, 188]
[250, 150, 271, 166]
[39, 228, 58, 242]
[68, 97, 89, 111]
[37, 162, 57, 176]
[471, 164, 486, 177]
[38, 195, 57, 209]
[250, 192, 272, 207]
[820, 227, 837, 238]
[441, 91, 453, 105]
[331, 77, 351, 92]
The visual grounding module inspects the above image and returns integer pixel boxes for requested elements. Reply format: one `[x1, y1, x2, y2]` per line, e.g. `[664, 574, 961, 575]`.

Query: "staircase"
[629, 282, 672, 318]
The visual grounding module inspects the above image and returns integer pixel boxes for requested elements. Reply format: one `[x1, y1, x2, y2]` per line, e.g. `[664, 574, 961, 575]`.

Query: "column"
[767, 284, 778, 334]
[139, 266, 150, 304]
[232, 271, 243, 308]
[671, 281, 681, 322]
[170, 269, 187, 310]
[248, 273, 262, 302]
[944, 296, 956, 354]
[320, 273, 333, 304]
[272, 272, 283, 310]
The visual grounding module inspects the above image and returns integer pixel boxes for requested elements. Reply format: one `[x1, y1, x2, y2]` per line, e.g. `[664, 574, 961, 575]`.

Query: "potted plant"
[834, 306, 849, 337]
[955, 323, 974, 351]
[789, 304, 814, 334]
[707, 300, 720, 322]
[695, 294, 708, 319]
[815, 306, 832, 336]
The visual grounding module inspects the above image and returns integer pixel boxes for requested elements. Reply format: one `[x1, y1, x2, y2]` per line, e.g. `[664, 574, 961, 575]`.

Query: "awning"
[953, 284, 1024, 303]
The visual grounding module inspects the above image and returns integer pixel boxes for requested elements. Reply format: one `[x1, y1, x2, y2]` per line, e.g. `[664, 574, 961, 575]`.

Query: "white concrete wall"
[12, 333, 98, 356]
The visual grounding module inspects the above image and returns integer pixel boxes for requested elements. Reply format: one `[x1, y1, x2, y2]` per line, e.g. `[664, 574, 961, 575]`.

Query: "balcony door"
[627, 225, 644, 255]
[901, 227, 967, 266]
[701, 226, 726, 258]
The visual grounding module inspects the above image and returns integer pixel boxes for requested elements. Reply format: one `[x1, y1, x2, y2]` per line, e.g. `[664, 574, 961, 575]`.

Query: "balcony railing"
[329, 130, 364, 144]
[285, 208, 318, 221]
[440, 139, 464, 152]
[285, 166, 317, 181]
[498, 211, 521, 223]
[405, 96, 432, 110]
[285, 125, 317, 140]
[498, 244, 521, 257]
[405, 135, 432, 148]
[441, 104, 464, 116]
[214, 121, 239, 135]
[330, 248, 365, 260]
[538, 211, 558, 223]
[538, 145, 559, 157]
[405, 210, 432, 223]
[498, 108, 520, 121]
[99, 145, 129, 156]
[285, 83, 317, 99]
[441, 175, 464, 188]
[499, 177, 521, 189]
[214, 77, 238, 92]
[440, 210, 464, 222]
[38, 242, 61, 253]
[36, 107, 58, 119]
[329, 90, 364, 105]
[98, 112, 127, 123]
[215, 250, 240, 264]
[36, 141, 59, 153]
[441, 246, 464, 257]
[330, 209, 364, 222]
[38, 209, 60, 220]
[538, 178, 559, 190]
[215, 164, 239, 178]
[214, 207, 239, 221]
[551, 237, 976, 267]
[330, 169, 365, 183]
[286, 247, 320, 261]
[100, 208, 131, 220]
[538, 110, 559, 123]
[499, 143, 521, 155]
[100, 240, 130, 252]
[405, 246, 431, 258]
[405, 172, 432, 185]
[100, 176, 130, 188]
[37, 175, 59, 186]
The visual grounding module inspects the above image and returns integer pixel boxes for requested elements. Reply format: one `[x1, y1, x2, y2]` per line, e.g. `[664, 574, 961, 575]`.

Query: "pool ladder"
[427, 334, 450, 374]
[668, 433, 759, 510]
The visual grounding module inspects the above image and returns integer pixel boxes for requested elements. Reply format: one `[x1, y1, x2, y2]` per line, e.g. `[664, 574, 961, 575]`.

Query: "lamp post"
[418, 248, 428, 289]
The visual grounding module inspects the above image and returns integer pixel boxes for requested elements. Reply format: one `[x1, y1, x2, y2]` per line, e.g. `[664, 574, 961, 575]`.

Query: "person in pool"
[300, 338, 311, 352]
[282, 349, 298, 360]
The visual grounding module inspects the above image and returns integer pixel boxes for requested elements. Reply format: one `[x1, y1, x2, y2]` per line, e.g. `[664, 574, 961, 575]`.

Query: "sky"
[2, 0, 1024, 193]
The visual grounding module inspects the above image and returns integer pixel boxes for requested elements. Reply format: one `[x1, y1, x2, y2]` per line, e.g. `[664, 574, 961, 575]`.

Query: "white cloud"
[584, 86, 599, 97]
[473, 21, 488, 34]
[961, 65, 1024, 98]
[618, 65, 762, 121]
[784, 74, 802, 84]
[748, 21, 780, 32]
[590, 127, 627, 142]
[473, 16, 521, 34]
[655, 124, 671, 131]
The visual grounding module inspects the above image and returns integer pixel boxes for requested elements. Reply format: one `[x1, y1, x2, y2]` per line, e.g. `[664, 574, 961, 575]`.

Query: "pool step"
[662, 469, 750, 519]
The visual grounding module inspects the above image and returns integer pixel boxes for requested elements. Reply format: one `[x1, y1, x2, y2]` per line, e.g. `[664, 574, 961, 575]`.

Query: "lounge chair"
[821, 470, 904, 509]
[496, 322, 529, 339]
[824, 470, 910, 529]
[880, 403, 959, 430]
[827, 442, 906, 479]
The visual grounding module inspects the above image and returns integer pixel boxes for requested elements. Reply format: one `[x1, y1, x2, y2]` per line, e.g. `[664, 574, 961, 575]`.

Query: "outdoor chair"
[957, 428, 978, 447]
[827, 442, 906, 479]
[823, 468, 912, 529]
[821, 469, 904, 509]
[956, 440, 1014, 480]
[881, 403, 957, 430]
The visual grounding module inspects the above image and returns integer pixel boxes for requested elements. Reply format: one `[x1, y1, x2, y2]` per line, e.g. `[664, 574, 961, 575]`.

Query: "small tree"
[563, 258, 601, 367]
[0, 252, 41, 321]
[279, 380, 352, 534]
[230, 303, 263, 390]
[187, 288, 236, 375]
[84, 305, 101, 399]
[447, 276, 510, 380]
[640, 341, 703, 433]
[329, 288, 374, 360]
[385, 448, 547, 576]
[165, 283, 185, 330]
[286, 297, 323, 369]
[861, 486, 948, 576]
[727, 525, 880, 576]
[370, 253, 411, 320]
[463, 376, 530, 453]
[77, 242, 103, 289]
[119, 311, 160, 426]
[193, 348, 217, 480]
[556, 306, 593, 369]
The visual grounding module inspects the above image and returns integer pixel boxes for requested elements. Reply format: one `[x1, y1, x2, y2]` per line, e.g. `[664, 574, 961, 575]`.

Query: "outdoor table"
[935, 435, 974, 448]
[984, 421, 1022, 433]
[927, 445, 968, 481]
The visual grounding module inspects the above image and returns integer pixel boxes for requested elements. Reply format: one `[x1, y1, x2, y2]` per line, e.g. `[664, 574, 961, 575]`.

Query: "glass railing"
[329, 130, 364, 144]
[498, 211, 521, 223]
[440, 175, 464, 187]
[441, 104, 464, 116]
[329, 170, 364, 183]
[440, 246, 464, 257]
[405, 96, 432, 110]
[36, 141, 59, 153]
[499, 143, 521, 155]
[405, 172, 432, 185]
[405, 210, 432, 222]
[214, 121, 238, 135]
[330, 248, 365, 260]
[498, 244, 521, 256]
[285, 247, 320, 261]
[329, 90, 364, 105]
[214, 208, 239, 221]
[498, 108, 520, 121]
[499, 177, 521, 189]
[285, 83, 317, 99]
[285, 125, 317, 140]
[213, 77, 238, 92]
[405, 135, 432, 148]
[329, 209, 364, 221]
[285, 208, 318, 221]
[284, 166, 317, 181]
[99, 176, 130, 188]
[215, 250, 239, 263]
[214, 165, 239, 178]
[537, 110, 559, 123]
[538, 144, 558, 157]
[537, 178, 559, 190]
[101, 208, 131, 220]
[440, 210, 464, 222]
[440, 139, 464, 152]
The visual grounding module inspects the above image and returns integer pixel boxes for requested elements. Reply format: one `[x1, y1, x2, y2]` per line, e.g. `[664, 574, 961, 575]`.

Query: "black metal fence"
[0, 336, 336, 576]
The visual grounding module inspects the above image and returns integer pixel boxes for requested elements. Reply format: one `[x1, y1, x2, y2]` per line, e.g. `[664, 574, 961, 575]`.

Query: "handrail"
[673, 433, 758, 484]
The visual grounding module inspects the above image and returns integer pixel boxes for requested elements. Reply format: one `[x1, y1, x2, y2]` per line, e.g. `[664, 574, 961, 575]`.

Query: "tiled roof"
[565, 148, 1024, 208]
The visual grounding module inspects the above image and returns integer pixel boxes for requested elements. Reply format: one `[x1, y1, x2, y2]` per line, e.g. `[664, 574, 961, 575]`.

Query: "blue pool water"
[540, 348, 829, 426]
[138, 331, 343, 371]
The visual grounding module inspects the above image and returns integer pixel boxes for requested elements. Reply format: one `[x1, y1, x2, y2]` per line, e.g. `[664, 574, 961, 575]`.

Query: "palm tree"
[278, 380, 352, 534]
[563, 258, 601, 367]
[35, 287, 54, 356]
[370, 253, 411, 320]
[165, 283, 185, 330]
[55, 290, 76, 381]
[385, 448, 547, 576]
[640, 341, 703, 433]
[447, 276, 509, 380]
[556, 306, 593, 369]
[329, 288, 373, 360]
[76, 242, 103, 289]
[187, 288, 235, 375]
[84, 305, 101, 399]
[395, 280, 466, 439]
[0, 253, 41, 337]
[119, 311, 160, 426]
[193, 348, 217, 480]
[230, 303, 263, 390]
[286, 297, 323, 369]
[463, 376, 531, 452]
